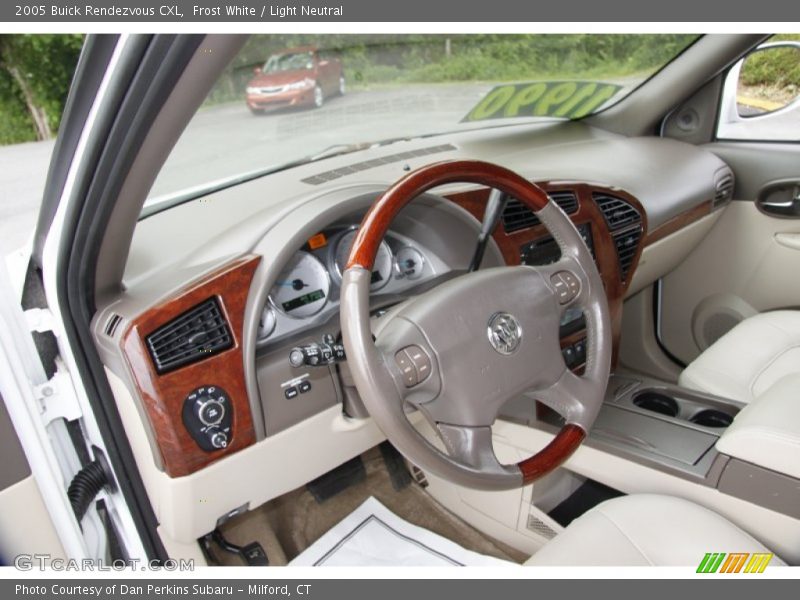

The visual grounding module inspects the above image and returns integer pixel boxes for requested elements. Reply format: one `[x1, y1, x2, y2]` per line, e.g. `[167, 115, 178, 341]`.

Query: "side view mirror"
[718, 41, 800, 140]
[253, 67, 262, 76]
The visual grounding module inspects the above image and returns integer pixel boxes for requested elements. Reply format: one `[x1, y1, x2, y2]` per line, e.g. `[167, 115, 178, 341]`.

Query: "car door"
[657, 38, 800, 364]
[5, 34, 214, 565]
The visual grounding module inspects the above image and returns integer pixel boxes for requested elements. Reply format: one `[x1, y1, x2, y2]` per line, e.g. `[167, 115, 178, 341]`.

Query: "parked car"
[1, 33, 799, 570]
[245, 46, 345, 113]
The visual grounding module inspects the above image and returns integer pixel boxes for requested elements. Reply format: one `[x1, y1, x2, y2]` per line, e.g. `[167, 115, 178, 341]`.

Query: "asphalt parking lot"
[0, 139, 55, 257]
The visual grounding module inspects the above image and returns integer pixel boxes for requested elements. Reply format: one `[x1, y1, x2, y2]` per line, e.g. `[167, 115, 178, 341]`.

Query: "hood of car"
[248, 69, 313, 87]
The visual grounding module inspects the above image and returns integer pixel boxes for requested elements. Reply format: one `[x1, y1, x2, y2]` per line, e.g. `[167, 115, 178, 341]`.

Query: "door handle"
[757, 181, 800, 218]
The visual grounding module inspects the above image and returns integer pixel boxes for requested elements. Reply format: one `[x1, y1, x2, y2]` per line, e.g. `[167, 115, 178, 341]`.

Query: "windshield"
[263, 51, 314, 73]
[147, 34, 698, 211]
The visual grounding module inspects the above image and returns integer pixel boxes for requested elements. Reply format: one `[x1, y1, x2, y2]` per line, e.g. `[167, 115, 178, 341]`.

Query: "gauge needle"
[276, 279, 308, 291]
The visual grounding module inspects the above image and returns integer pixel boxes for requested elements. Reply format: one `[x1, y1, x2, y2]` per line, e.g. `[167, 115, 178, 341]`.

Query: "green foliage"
[203, 34, 699, 105]
[0, 69, 35, 144]
[740, 34, 800, 89]
[0, 34, 84, 144]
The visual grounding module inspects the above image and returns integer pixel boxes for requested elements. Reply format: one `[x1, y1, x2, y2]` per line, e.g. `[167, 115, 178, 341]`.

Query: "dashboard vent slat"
[502, 190, 579, 233]
[594, 194, 642, 231]
[146, 298, 233, 374]
[713, 173, 734, 209]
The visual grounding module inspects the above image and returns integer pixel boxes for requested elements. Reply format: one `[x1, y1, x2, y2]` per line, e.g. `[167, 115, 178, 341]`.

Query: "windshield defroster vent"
[301, 143, 457, 185]
[145, 298, 233, 375]
[502, 191, 579, 233]
[593, 193, 643, 281]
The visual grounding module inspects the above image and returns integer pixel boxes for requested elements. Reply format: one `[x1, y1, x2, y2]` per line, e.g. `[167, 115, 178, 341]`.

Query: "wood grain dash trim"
[121, 254, 260, 478]
[644, 200, 713, 246]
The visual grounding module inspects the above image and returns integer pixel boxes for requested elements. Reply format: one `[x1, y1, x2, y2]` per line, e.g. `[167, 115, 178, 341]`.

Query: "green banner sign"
[463, 81, 624, 122]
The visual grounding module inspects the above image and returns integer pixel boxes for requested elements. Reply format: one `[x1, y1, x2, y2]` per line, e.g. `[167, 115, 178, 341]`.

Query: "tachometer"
[270, 251, 330, 318]
[332, 228, 393, 291]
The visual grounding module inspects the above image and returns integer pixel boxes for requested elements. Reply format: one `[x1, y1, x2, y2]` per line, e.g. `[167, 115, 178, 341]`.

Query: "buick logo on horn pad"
[487, 312, 522, 355]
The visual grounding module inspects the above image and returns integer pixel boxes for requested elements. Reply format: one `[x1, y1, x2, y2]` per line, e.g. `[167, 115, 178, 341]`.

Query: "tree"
[0, 34, 84, 142]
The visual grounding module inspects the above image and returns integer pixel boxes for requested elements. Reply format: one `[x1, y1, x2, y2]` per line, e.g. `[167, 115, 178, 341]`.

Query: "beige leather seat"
[526, 494, 783, 566]
[679, 310, 800, 403]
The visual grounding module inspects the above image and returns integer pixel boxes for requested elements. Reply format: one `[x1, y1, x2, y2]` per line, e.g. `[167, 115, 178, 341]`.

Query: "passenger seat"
[679, 310, 800, 404]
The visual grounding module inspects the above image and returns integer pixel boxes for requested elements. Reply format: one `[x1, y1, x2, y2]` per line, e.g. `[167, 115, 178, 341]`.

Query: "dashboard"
[89, 122, 732, 544]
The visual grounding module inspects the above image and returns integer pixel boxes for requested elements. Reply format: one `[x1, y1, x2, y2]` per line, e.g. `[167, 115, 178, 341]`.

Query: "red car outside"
[245, 46, 345, 113]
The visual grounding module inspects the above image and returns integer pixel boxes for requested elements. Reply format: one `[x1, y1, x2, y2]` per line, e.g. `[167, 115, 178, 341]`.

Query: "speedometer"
[270, 251, 330, 318]
[332, 228, 393, 291]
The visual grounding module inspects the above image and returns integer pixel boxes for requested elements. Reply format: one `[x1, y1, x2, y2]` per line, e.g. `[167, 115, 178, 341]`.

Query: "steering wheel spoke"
[434, 423, 514, 477]
[525, 368, 596, 426]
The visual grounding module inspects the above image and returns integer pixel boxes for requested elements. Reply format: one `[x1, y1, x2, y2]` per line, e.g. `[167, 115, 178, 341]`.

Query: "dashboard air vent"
[593, 193, 643, 281]
[502, 190, 579, 233]
[613, 229, 643, 280]
[594, 194, 642, 230]
[104, 313, 123, 338]
[145, 298, 233, 374]
[301, 143, 457, 185]
[713, 172, 734, 209]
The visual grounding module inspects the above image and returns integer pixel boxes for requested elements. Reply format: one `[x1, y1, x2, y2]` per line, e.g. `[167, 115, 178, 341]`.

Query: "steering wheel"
[340, 160, 611, 490]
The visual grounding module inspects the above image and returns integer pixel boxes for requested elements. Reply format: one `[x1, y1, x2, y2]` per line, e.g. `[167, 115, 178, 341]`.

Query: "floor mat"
[289, 497, 515, 566]
[255, 447, 526, 565]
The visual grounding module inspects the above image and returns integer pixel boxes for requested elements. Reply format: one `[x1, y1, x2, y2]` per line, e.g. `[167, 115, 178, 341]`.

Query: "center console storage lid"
[592, 405, 717, 467]
[716, 373, 800, 479]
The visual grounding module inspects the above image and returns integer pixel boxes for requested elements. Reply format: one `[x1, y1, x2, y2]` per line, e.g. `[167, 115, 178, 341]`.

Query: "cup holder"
[633, 392, 679, 417]
[689, 409, 733, 428]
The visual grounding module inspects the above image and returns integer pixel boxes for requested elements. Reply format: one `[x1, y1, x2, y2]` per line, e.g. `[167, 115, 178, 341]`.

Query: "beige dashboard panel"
[107, 367, 386, 543]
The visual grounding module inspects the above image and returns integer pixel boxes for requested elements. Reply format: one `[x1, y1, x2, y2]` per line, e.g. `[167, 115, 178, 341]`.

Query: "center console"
[500, 372, 800, 522]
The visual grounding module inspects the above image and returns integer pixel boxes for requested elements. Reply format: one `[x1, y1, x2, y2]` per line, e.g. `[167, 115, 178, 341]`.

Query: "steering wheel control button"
[487, 312, 523, 355]
[284, 386, 299, 400]
[394, 350, 419, 387]
[405, 345, 432, 383]
[562, 345, 577, 368]
[574, 339, 587, 364]
[550, 271, 580, 304]
[182, 385, 233, 453]
[298, 380, 312, 394]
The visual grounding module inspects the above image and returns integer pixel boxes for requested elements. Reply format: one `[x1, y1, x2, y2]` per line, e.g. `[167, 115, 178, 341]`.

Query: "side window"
[717, 36, 800, 141]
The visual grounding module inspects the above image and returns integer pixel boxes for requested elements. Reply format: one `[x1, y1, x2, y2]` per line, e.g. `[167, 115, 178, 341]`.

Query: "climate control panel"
[182, 385, 233, 452]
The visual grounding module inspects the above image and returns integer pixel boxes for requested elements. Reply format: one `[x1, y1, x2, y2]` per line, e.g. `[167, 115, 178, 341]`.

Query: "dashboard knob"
[289, 348, 306, 368]
[196, 398, 225, 427]
[208, 429, 228, 449]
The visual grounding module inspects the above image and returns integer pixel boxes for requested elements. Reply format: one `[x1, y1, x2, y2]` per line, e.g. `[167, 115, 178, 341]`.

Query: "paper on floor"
[289, 496, 515, 566]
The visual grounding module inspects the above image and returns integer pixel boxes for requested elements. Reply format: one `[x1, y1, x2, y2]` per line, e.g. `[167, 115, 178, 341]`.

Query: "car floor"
[210, 446, 527, 566]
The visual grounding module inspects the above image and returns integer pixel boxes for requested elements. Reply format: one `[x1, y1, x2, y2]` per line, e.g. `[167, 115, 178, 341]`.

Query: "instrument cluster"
[257, 225, 436, 346]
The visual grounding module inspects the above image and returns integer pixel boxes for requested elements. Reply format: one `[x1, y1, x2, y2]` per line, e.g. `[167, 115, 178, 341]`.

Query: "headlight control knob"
[196, 397, 225, 427]
[182, 385, 233, 453]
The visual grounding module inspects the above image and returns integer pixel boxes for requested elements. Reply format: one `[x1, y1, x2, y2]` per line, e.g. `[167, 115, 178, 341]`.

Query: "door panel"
[660, 142, 800, 363]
